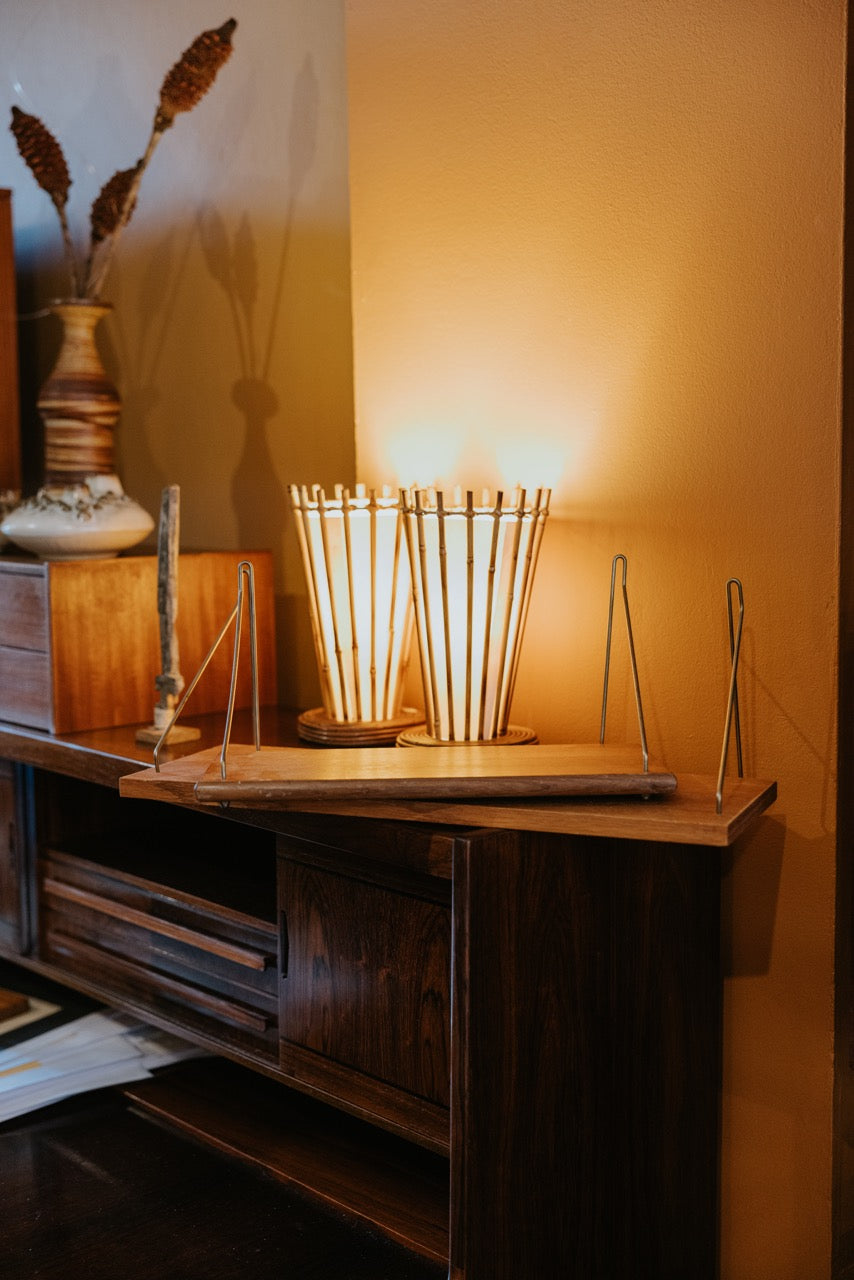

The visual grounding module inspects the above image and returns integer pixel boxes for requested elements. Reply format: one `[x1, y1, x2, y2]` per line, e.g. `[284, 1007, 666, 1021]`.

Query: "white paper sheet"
[0, 1009, 205, 1123]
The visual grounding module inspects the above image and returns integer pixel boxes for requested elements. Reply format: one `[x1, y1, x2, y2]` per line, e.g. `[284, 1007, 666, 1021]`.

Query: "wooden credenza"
[0, 707, 776, 1279]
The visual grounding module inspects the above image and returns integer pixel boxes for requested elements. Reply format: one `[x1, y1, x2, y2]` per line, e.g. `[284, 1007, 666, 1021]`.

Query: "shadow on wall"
[13, 235, 75, 495]
[721, 815, 784, 978]
[104, 56, 341, 711]
[199, 53, 320, 558]
[198, 56, 323, 708]
[109, 227, 185, 509]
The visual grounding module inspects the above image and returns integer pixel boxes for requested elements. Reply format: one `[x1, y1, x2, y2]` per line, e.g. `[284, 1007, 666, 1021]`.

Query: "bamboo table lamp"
[398, 486, 550, 745]
[289, 484, 424, 745]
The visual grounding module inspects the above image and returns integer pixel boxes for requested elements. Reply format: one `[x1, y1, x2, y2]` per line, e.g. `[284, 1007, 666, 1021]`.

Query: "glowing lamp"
[399, 486, 550, 745]
[289, 484, 423, 745]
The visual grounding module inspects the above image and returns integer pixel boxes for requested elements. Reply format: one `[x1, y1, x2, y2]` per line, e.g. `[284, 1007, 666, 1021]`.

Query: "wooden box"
[0, 550, 277, 733]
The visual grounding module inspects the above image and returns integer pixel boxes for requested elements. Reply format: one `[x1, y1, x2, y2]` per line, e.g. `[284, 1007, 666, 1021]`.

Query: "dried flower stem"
[84, 130, 161, 298]
[56, 202, 82, 297]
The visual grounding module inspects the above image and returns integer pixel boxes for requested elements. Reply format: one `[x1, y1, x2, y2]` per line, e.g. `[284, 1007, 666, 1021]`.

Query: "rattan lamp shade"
[289, 484, 423, 745]
[399, 486, 550, 745]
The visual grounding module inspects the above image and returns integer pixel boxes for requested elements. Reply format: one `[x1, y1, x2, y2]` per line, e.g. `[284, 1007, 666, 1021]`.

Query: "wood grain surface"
[0, 1091, 446, 1279]
[199, 741, 675, 799]
[450, 827, 722, 1279]
[119, 742, 776, 847]
[0, 552, 277, 733]
[124, 1057, 450, 1264]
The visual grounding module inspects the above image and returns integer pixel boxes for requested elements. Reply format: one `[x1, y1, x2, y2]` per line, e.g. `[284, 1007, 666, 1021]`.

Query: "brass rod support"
[219, 561, 260, 780]
[599, 553, 649, 773]
[727, 576, 744, 778]
[716, 577, 745, 814]
[152, 560, 260, 777]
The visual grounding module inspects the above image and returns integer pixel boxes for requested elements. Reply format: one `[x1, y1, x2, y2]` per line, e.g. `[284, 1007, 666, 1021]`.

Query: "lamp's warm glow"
[365, 416, 584, 512]
[400, 486, 550, 743]
[289, 484, 420, 743]
[491, 435, 570, 496]
[382, 422, 465, 491]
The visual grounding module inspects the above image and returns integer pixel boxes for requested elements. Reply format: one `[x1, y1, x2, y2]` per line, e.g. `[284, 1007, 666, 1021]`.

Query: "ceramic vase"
[1, 299, 153, 559]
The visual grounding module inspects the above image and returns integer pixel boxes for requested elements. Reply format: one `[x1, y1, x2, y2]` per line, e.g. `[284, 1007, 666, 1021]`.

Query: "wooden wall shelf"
[120, 738, 775, 848]
[124, 1056, 450, 1263]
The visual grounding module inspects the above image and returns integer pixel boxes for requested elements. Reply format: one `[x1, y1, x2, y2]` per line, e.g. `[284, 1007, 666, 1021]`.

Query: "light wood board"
[119, 744, 777, 847]
[122, 741, 674, 805]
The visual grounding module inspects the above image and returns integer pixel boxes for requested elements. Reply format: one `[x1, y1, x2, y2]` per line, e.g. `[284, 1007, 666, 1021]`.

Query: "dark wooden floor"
[0, 1092, 447, 1280]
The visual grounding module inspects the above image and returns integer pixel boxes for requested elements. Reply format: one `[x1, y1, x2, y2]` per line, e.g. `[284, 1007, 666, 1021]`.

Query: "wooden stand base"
[297, 706, 425, 747]
[397, 725, 537, 747]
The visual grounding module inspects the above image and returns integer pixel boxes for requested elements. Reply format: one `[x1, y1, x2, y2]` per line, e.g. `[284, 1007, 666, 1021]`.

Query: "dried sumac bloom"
[10, 106, 70, 208]
[90, 164, 141, 244]
[156, 18, 236, 131]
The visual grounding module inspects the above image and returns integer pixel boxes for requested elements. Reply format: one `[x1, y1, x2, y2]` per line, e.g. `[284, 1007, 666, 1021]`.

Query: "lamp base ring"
[297, 706, 425, 747]
[396, 725, 538, 748]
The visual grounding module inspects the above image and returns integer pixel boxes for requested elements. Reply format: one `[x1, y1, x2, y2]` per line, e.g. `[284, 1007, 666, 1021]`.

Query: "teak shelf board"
[0, 708, 776, 846]
[123, 1058, 450, 1264]
[119, 742, 776, 848]
[274, 772, 777, 846]
[119, 741, 675, 806]
[201, 741, 675, 800]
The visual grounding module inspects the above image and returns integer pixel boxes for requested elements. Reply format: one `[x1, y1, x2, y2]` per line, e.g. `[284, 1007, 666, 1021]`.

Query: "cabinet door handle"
[42, 877, 274, 972]
[279, 911, 288, 978]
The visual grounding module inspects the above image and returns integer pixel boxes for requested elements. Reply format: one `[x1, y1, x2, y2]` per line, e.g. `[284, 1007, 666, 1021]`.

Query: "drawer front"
[0, 569, 48, 650]
[40, 853, 279, 1063]
[279, 858, 451, 1106]
[0, 647, 52, 730]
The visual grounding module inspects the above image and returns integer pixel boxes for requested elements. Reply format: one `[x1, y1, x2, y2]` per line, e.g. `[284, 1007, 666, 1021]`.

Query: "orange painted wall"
[345, 1, 845, 1275]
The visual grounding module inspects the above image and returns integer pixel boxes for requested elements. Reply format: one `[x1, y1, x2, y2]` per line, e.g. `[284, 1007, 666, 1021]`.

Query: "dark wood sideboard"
[0, 706, 776, 1280]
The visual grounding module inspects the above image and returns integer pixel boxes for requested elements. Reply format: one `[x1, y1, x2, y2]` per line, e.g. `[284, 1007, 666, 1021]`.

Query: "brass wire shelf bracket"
[153, 560, 260, 777]
[600, 553, 649, 773]
[715, 577, 745, 814]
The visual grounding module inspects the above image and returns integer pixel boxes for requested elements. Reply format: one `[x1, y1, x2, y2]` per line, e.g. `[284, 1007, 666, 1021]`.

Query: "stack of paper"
[0, 1010, 205, 1122]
